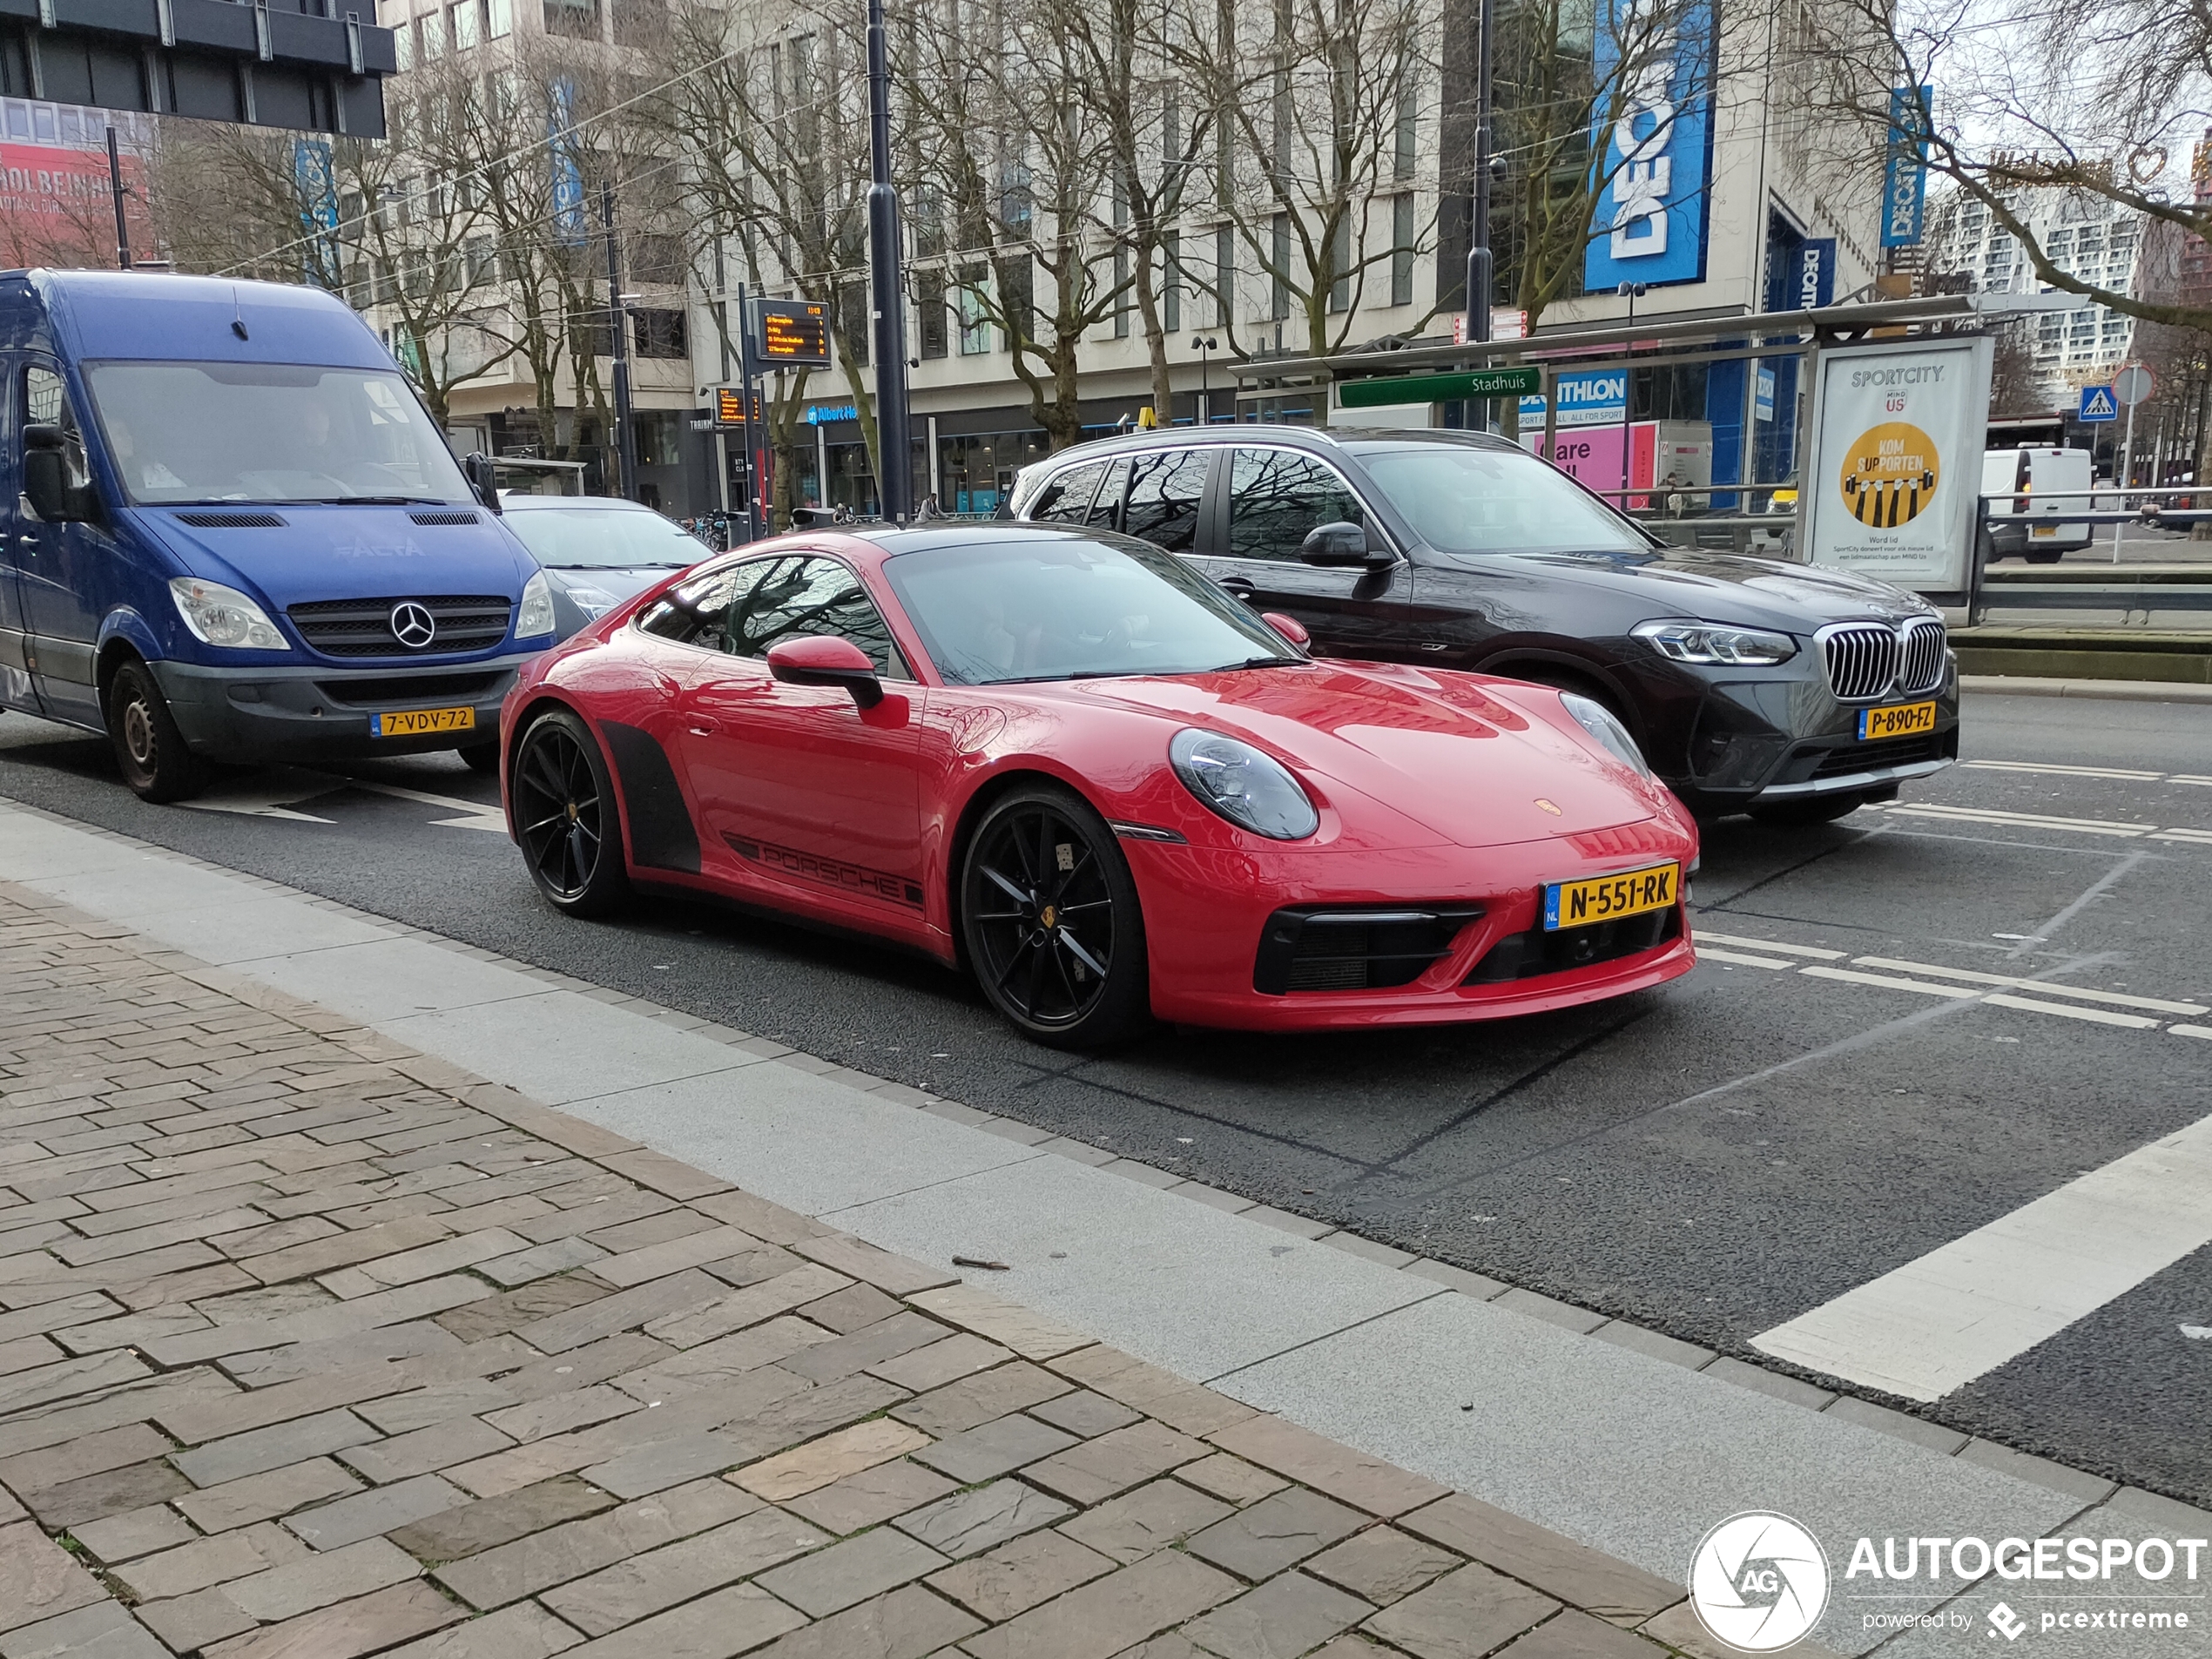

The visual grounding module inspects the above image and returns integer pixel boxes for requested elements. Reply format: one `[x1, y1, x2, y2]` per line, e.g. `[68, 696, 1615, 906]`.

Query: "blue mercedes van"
[0, 270, 556, 801]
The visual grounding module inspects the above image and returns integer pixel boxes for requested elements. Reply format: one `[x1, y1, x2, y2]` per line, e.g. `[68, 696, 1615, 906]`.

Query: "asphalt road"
[3, 691, 2209, 1506]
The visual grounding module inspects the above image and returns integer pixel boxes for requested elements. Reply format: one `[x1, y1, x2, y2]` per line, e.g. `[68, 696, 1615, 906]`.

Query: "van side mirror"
[23, 424, 91, 523]
[464, 452, 502, 514]
[765, 635, 884, 708]
[1299, 520, 1391, 569]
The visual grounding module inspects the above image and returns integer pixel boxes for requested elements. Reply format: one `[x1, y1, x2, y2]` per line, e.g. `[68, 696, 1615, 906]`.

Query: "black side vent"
[410, 509, 482, 526]
[1254, 906, 1483, 995]
[1466, 908, 1680, 984]
[175, 510, 287, 529]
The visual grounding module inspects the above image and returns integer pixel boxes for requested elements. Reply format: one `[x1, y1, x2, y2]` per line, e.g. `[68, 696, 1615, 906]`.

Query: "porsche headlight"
[1631, 619, 1797, 666]
[168, 577, 286, 651]
[1560, 692, 1652, 778]
[1169, 729, 1318, 840]
[516, 570, 556, 638]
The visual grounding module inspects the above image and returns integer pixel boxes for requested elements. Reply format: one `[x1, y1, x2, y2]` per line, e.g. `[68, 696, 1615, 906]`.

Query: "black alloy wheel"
[512, 710, 630, 916]
[961, 785, 1149, 1048]
[105, 658, 208, 803]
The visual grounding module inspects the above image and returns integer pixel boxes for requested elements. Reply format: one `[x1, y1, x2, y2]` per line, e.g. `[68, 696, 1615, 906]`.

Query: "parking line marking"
[2171, 776, 2212, 787]
[1752, 1110, 2212, 1400]
[2152, 827, 2212, 844]
[2174, 1025, 2212, 1041]
[1979, 993, 2162, 1030]
[1696, 947, 1797, 969]
[1797, 965, 1975, 998]
[1848, 957, 2210, 1017]
[1869, 803, 2157, 837]
[1963, 759, 2164, 781]
[1695, 932, 1847, 960]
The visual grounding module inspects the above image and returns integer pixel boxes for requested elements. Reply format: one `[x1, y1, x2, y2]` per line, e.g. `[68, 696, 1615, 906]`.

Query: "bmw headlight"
[169, 577, 286, 651]
[1631, 619, 1797, 666]
[516, 570, 556, 638]
[1169, 729, 1318, 840]
[1560, 692, 1652, 777]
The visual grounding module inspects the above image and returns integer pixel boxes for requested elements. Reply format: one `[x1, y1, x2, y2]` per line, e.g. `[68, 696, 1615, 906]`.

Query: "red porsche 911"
[499, 524, 1698, 1046]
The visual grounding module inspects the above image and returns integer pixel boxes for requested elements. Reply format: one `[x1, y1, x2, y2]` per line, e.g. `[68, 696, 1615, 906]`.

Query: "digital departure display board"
[753, 299, 832, 366]
[714, 388, 762, 426]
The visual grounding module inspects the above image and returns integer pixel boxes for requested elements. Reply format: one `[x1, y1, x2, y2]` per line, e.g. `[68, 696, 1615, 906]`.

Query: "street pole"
[601, 180, 638, 502]
[866, 0, 914, 522]
[735, 280, 763, 542]
[1460, 0, 1495, 349]
[105, 126, 130, 272]
[1616, 283, 1644, 509]
[1192, 335, 1216, 425]
[2114, 395, 2136, 564]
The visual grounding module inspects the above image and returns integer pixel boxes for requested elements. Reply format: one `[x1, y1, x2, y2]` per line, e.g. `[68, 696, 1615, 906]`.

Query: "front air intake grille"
[1820, 624, 1902, 702]
[1898, 619, 1947, 695]
[175, 510, 287, 529]
[287, 595, 512, 658]
[1808, 733, 1946, 779]
[409, 509, 482, 526]
[1253, 905, 1482, 995]
[1465, 907, 1680, 984]
[313, 672, 507, 706]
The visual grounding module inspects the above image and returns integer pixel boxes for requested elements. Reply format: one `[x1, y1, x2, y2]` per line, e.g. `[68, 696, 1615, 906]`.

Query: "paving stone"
[0, 1597, 169, 1659]
[0, 1421, 172, 1494]
[782, 1459, 958, 1536]
[1360, 1563, 1560, 1659]
[611, 1319, 828, 1402]
[201, 1581, 467, 1659]
[173, 1407, 381, 1488]
[1022, 1420, 1208, 1505]
[745, 1582, 980, 1659]
[1817, 1395, 1968, 1456]
[388, 1476, 619, 1564]
[357, 1378, 520, 1435]
[1176, 1454, 1290, 1507]
[284, 1474, 465, 1550]
[69, 1502, 198, 1565]
[433, 1479, 754, 1608]
[1206, 1417, 1448, 1520]
[381, 1602, 585, 1659]
[318, 1228, 533, 1299]
[683, 1190, 824, 1249]
[436, 1276, 611, 1345]
[1028, 1388, 1144, 1440]
[959, 1547, 1239, 1659]
[597, 1150, 731, 1203]
[642, 1266, 853, 1351]
[889, 1361, 1071, 1438]
[864, 1333, 1012, 1393]
[0, 1351, 154, 1416]
[792, 1283, 903, 1334]
[574, 1433, 755, 1501]
[341, 1416, 513, 1484]
[892, 1476, 1074, 1559]
[506, 1334, 675, 1403]
[1495, 1608, 1669, 1659]
[905, 1284, 1088, 1359]
[113, 1521, 308, 1600]
[518, 1271, 727, 1355]
[1184, 1487, 1370, 1581]
[1058, 1478, 1234, 1565]
[1305, 1526, 1464, 1606]
[1698, 1357, 1834, 1412]
[733, 1418, 932, 1501]
[1180, 1569, 1376, 1659]
[778, 1312, 947, 1384]
[927, 1527, 1115, 1622]
[910, 1412, 1076, 1484]
[485, 1385, 643, 1444]
[1399, 1495, 1682, 1621]
[592, 1228, 770, 1289]
[22, 1458, 193, 1529]
[176, 1457, 367, 1532]
[1955, 1437, 2118, 1504]
[540, 1507, 830, 1635]
[790, 1234, 955, 1297]
[135, 1585, 259, 1654]
[0, 1521, 113, 1634]
[1049, 1346, 1258, 1439]
[1587, 1321, 1715, 1371]
[560, 1581, 806, 1659]
[477, 1237, 611, 1289]
[157, 1362, 416, 1447]
[218, 1323, 462, 1387]
[241, 1216, 455, 1286]
[753, 1525, 949, 1616]
[221, 1534, 421, 1621]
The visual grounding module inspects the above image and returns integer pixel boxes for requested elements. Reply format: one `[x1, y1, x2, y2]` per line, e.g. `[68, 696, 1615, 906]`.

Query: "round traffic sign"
[2114, 363, 2155, 406]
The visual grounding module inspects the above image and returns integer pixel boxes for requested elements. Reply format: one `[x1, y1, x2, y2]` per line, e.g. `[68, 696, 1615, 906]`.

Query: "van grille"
[175, 510, 287, 529]
[1820, 624, 1901, 702]
[1898, 619, 1946, 695]
[287, 596, 512, 658]
[409, 509, 482, 526]
[313, 673, 508, 706]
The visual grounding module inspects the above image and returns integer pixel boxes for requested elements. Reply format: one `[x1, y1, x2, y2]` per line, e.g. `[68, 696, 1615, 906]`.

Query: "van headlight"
[1169, 729, 1318, 840]
[1631, 619, 1797, 666]
[563, 583, 620, 620]
[169, 577, 286, 651]
[1560, 692, 1652, 777]
[516, 571, 556, 638]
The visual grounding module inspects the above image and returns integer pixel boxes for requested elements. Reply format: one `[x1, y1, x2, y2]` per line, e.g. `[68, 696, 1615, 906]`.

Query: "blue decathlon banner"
[1881, 86, 1932, 249]
[1583, 0, 1718, 292]
[549, 78, 588, 248]
[291, 138, 341, 291]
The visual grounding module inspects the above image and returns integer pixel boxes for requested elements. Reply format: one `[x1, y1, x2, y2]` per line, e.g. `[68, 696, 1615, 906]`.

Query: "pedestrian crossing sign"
[2079, 385, 2118, 422]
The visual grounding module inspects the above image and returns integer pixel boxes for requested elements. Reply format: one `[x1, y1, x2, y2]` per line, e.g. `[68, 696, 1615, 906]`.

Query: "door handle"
[1217, 576, 1255, 596]
[16, 535, 34, 550]
[686, 717, 719, 737]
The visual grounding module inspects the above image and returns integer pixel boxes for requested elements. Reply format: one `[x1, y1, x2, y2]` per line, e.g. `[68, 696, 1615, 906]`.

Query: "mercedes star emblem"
[390, 602, 436, 650]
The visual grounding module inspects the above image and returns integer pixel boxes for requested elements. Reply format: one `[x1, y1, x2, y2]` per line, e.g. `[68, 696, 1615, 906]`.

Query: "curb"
[1960, 674, 2212, 704]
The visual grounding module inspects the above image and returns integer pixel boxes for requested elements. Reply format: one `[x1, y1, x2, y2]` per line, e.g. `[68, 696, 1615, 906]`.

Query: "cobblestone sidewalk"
[0, 880, 1733, 1659]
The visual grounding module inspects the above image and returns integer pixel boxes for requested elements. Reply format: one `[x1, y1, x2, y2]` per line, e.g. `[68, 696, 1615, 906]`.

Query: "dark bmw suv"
[1008, 427, 1957, 824]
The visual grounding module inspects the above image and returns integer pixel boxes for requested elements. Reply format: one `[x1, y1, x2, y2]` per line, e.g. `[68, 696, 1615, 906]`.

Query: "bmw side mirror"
[23, 424, 91, 523]
[1299, 520, 1390, 569]
[766, 635, 884, 708]
[464, 452, 503, 514]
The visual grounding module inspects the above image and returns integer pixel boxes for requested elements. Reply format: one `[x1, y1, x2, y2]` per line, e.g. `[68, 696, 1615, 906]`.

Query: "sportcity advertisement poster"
[1800, 337, 1992, 593]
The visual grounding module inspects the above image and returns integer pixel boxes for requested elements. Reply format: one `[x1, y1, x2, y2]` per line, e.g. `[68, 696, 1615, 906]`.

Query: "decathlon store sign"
[1800, 337, 1992, 592]
[1583, 0, 1717, 291]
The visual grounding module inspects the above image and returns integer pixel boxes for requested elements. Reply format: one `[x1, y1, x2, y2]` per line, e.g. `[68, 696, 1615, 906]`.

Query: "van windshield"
[84, 361, 474, 507]
[1346, 442, 1651, 556]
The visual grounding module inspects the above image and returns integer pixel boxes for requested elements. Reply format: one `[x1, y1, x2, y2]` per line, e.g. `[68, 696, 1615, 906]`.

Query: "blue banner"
[1518, 368, 1629, 429]
[1583, 0, 1717, 292]
[1881, 86, 1932, 248]
[1795, 238, 1835, 310]
[292, 138, 340, 291]
[549, 78, 587, 248]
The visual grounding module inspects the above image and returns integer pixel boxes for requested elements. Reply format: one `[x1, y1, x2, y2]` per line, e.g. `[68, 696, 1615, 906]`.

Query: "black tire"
[2024, 548, 2063, 564]
[1748, 791, 1866, 827]
[457, 739, 501, 773]
[105, 659, 208, 804]
[511, 710, 630, 917]
[961, 784, 1149, 1048]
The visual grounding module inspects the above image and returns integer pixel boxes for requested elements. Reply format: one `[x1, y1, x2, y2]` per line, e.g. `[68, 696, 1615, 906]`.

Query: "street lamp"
[866, 0, 913, 521]
[1615, 281, 1647, 509]
[1191, 335, 1219, 425]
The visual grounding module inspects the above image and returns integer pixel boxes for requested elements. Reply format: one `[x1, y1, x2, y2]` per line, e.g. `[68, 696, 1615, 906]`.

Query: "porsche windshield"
[85, 361, 475, 507]
[1349, 442, 1649, 556]
[884, 532, 1298, 685]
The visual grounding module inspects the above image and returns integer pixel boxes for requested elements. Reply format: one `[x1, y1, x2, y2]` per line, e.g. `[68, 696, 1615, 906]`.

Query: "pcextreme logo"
[1689, 1512, 1831, 1651]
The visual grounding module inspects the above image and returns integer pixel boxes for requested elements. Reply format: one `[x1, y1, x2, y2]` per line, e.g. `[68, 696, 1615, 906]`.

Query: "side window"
[1029, 459, 1107, 525]
[24, 364, 90, 495]
[635, 556, 767, 650]
[1120, 449, 1210, 551]
[726, 555, 909, 678]
[1225, 448, 1366, 561]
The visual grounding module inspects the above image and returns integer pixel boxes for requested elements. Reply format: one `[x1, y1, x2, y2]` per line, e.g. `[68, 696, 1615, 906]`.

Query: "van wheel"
[106, 660, 208, 804]
[457, 740, 501, 774]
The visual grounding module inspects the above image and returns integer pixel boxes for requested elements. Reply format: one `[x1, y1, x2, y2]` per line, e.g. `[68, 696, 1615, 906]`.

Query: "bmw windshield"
[85, 361, 475, 507]
[1348, 441, 1651, 556]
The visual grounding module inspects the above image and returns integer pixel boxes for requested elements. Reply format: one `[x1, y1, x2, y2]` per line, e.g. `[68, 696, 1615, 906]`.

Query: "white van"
[1982, 447, 2093, 563]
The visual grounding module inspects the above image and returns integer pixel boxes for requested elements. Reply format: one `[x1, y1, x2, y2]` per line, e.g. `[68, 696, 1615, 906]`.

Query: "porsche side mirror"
[1261, 610, 1310, 647]
[23, 424, 91, 523]
[767, 635, 884, 708]
[1298, 520, 1389, 569]
[464, 452, 503, 514]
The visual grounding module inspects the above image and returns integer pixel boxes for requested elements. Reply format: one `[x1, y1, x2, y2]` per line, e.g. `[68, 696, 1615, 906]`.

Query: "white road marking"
[2153, 827, 2212, 844]
[2169, 775, 2212, 787]
[2174, 1025, 2212, 1041]
[1847, 956, 2210, 1017]
[1979, 993, 2161, 1030]
[341, 779, 507, 832]
[178, 774, 337, 824]
[1963, 759, 2164, 782]
[1797, 965, 1973, 998]
[1696, 947, 1798, 969]
[1695, 932, 1846, 961]
[1867, 802, 2158, 837]
[1752, 1111, 2212, 1400]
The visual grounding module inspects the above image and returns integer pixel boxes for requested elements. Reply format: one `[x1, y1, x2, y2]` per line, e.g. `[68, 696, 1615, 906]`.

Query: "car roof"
[1029, 424, 1521, 468]
[717, 521, 1146, 577]
[502, 494, 664, 511]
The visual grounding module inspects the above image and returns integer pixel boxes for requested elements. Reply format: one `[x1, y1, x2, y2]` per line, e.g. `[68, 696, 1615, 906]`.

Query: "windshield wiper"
[1217, 654, 1303, 671]
[303, 496, 455, 506]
